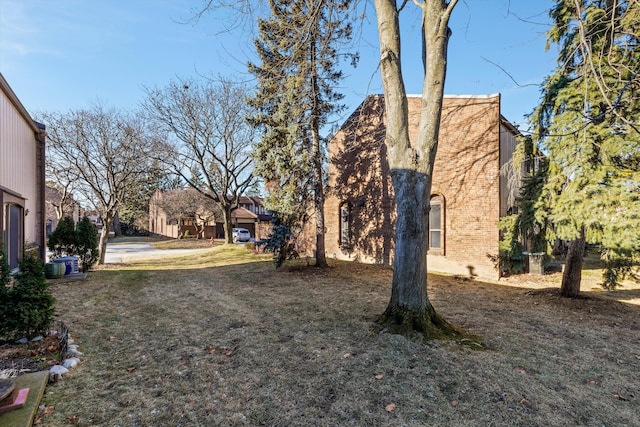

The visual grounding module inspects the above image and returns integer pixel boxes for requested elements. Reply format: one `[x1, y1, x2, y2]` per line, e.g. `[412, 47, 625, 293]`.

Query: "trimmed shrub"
[76, 217, 99, 272]
[47, 216, 100, 272]
[47, 216, 77, 259]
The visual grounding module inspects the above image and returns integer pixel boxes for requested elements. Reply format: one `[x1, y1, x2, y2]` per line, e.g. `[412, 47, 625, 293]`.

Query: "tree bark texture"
[310, 37, 328, 268]
[222, 207, 233, 244]
[373, 0, 458, 337]
[560, 231, 586, 298]
[98, 214, 113, 265]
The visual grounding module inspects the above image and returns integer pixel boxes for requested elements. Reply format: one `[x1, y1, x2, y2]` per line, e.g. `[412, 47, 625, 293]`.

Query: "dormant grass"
[40, 244, 639, 426]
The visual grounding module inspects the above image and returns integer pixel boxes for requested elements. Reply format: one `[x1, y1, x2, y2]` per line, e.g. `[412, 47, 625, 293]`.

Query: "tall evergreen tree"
[530, 0, 640, 296]
[248, 0, 355, 268]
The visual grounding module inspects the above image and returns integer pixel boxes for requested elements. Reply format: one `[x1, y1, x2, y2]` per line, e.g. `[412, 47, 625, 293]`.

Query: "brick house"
[45, 185, 83, 236]
[323, 93, 520, 279]
[149, 190, 272, 240]
[0, 73, 46, 269]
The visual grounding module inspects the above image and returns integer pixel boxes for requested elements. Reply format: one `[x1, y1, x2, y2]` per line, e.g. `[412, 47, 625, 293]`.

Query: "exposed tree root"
[376, 305, 485, 349]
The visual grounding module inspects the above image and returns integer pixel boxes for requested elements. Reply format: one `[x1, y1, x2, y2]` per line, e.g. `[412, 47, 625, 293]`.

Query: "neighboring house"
[0, 73, 46, 269]
[322, 93, 520, 279]
[45, 185, 83, 236]
[149, 191, 273, 240]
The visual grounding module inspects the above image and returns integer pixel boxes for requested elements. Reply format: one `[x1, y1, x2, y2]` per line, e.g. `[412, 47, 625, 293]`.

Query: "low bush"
[47, 216, 99, 272]
[256, 223, 299, 268]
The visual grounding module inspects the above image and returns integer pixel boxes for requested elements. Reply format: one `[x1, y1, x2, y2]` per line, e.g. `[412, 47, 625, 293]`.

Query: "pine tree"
[248, 0, 355, 267]
[530, 0, 640, 296]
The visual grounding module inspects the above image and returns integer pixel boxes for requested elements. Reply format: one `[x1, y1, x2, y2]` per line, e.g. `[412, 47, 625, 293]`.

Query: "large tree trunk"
[560, 231, 586, 298]
[378, 170, 458, 337]
[313, 170, 328, 267]
[222, 206, 234, 244]
[97, 214, 113, 265]
[310, 38, 328, 268]
[374, 0, 459, 338]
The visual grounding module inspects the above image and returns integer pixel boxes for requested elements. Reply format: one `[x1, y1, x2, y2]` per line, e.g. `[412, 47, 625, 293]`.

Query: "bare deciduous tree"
[373, 0, 462, 338]
[42, 105, 157, 264]
[142, 78, 258, 244]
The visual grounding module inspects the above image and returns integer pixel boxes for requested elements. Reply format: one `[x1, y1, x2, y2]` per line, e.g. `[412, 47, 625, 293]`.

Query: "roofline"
[500, 115, 522, 136]
[406, 93, 501, 99]
[0, 72, 41, 134]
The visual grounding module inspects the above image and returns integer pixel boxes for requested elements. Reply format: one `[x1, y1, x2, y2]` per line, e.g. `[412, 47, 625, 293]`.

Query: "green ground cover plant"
[38, 244, 639, 426]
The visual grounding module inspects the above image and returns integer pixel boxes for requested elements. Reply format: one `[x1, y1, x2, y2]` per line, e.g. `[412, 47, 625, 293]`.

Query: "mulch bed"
[0, 336, 63, 376]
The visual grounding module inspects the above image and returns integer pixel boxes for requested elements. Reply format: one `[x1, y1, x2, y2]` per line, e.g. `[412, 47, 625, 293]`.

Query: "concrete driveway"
[104, 243, 207, 263]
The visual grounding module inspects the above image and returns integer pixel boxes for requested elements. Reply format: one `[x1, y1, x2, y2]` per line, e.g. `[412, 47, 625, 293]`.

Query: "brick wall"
[323, 94, 508, 279]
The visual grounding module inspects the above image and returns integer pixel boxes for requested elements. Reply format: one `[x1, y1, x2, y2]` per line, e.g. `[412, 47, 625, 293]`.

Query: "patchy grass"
[107, 235, 220, 249]
[40, 249, 639, 426]
[150, 238, 221, 250]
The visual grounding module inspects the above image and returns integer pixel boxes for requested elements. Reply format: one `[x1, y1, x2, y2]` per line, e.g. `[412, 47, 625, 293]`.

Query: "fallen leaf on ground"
[385, 403, 396, 412]
[342, 353, 352, 359]
[613, 393, 628, 401]
[127, 367, 136, 373]
[109, 336, 116, 342]
[67, 415, 79, 424]
[451, 400, 459, 407]
[41, 406, 55, 415]
[375, 373, 384, 380]
[514, 367, 528, 375]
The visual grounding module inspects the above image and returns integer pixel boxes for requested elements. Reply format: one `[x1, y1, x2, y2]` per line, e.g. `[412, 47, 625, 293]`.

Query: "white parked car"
[232, 228, 251, 243]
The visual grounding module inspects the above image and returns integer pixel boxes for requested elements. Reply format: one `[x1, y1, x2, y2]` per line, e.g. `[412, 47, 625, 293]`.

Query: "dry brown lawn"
[40, 245, 639, 426]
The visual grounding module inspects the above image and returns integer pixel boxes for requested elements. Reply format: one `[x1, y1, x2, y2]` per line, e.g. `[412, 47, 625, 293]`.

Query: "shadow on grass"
[41, 255, 640, 427]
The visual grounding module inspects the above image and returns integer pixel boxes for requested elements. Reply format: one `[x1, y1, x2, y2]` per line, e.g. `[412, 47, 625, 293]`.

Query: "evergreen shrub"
[0, 250, 55, 341]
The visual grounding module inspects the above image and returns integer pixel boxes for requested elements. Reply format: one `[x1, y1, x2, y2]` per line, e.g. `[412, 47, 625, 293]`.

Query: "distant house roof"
[232, 207, 258, 220]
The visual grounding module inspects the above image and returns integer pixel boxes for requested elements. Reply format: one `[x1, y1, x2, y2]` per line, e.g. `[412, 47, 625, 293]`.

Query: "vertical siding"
[499, 121, 521, 216]
[0, 88, 39, 246]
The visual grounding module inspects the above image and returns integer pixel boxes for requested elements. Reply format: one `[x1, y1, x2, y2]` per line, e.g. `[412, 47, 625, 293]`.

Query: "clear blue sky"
[0, 0, 557, 133]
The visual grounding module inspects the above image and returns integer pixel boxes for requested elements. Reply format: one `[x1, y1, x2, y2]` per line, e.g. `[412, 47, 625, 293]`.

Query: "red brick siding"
[323, 94, 506, 279]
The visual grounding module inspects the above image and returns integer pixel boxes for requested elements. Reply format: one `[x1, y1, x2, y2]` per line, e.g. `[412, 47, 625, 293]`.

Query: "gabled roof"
[232, 207, 258, 220]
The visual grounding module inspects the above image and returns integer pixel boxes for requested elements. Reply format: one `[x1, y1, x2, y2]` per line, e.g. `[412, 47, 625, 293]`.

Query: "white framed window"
[429, 195, 443, 250]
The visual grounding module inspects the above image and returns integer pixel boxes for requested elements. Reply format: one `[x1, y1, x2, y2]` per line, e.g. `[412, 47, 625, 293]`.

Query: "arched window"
[339, 203, 350, 248]
[429, 195, 443, 251]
